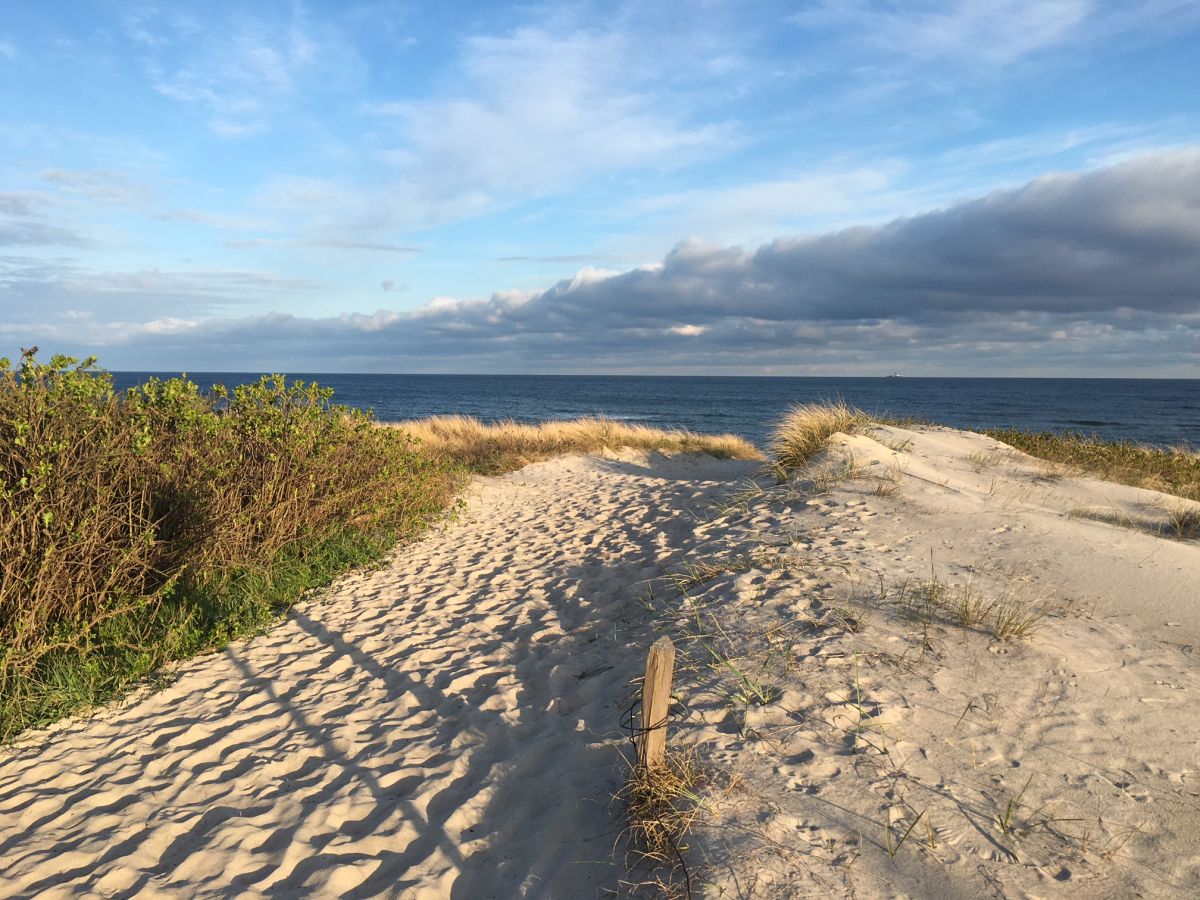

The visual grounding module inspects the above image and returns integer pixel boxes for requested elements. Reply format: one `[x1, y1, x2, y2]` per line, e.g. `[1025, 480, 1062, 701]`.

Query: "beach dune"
[1, 423, 1197, 898]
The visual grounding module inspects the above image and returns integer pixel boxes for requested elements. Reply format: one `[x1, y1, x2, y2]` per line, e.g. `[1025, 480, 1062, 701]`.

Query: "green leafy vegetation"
[0, 350, 462, 740]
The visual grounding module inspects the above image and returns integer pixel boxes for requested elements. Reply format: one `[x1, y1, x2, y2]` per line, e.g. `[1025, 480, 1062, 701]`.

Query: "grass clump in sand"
[0, 350, 461, 741]
[891, 574, 1047, 640]
[618, 748, 709, 898]
[769, 401, 868, 474]
[1165, 502, 1200, 540]
[397, 415, 761, 474]
[984, 428, 1200, 502]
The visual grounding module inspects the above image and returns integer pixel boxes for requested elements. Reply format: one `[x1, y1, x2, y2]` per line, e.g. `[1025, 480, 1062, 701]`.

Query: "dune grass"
[396, 414, 762, 474]
[984, 429, 1200, 502]
[618, 747, 709, 898]
[769, 400, 869, 473]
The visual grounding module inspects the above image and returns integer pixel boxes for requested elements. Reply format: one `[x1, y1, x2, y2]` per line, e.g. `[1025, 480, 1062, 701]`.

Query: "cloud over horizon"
[9, 152, 1197, 376]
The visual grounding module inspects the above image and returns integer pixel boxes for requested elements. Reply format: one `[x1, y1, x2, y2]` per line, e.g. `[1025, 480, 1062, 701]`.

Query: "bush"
[0, 350, 460, 739]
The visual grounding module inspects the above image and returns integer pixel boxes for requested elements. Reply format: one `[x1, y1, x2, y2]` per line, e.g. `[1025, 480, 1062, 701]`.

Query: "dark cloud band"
[4, 151, 1199, 374]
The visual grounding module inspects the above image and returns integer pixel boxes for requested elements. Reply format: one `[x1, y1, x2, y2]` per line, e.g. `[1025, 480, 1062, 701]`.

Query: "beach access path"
[0, 451, 759, 899]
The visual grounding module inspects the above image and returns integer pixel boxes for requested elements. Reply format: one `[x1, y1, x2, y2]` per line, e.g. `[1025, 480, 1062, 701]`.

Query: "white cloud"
[224, 238, 422, 254]
[794, 0, 1093, 66]
[0, 192, 90, 247]
[8, 151, 1197, 375]
[617, 165, 906, 244]
[361, 25, 734, 224]
[61, 268, 319, 297]
[137, 8, 330, 137]
[39, 169, 152, 206]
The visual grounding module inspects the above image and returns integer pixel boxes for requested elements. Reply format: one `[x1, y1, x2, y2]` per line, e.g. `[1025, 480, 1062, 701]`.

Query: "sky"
[1, 0, 1198, 376]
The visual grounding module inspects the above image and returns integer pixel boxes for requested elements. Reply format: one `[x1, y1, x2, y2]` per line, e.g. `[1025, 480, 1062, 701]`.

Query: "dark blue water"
[109, 374, 1200, 448]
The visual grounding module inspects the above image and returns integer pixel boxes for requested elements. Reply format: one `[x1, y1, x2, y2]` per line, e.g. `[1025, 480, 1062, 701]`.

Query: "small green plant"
[997, 775, 1035, 838]
[709, 648, 781, 707]
[884, 809, 925, 858]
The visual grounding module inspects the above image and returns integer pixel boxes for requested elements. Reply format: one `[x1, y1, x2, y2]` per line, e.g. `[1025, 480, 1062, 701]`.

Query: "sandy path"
[0, 452, 759, 899]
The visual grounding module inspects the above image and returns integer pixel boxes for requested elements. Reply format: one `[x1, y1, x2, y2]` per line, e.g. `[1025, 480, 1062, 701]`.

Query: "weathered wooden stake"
[639, 636, 676, 769]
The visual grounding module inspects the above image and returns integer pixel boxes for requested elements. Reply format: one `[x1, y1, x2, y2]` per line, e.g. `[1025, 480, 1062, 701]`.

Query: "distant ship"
[885, 372, 903, 378]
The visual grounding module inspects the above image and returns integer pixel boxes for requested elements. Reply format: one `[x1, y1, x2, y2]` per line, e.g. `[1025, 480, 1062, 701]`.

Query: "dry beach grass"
[396, 414, 762, 473]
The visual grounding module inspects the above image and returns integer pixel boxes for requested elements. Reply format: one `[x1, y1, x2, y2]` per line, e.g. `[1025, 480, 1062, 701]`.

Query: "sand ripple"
[0, 452, 759, 899]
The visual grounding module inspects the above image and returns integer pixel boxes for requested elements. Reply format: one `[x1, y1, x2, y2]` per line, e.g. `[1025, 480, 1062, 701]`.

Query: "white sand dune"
[0, 451, 759, 898]
[667, 424, 1200, 897]
[1, 425, 1197, 899]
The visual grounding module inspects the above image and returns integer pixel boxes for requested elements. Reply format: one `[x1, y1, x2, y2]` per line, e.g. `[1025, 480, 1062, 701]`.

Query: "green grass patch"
[0, 525, 412, 740]
[983, 428, 1200, 502]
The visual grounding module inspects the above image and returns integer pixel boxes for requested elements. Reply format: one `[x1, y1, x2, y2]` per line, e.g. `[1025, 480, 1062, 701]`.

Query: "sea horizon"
[109, 371, 1200, 448]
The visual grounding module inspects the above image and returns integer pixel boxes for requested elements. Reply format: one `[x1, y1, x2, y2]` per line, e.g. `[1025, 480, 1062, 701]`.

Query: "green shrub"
[0, 350, 461, 739]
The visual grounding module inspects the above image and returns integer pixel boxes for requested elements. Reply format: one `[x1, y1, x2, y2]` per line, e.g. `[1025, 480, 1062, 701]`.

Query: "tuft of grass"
[872, 461, 904, 497]
[891, 573, 1046, 641]
[710, 650, 782, 708]
[996, 775, 1035, 839]
[984, 428, 1200, 503]
[991, 598, 1047, 639]
[619, 748, 709, 898]
[1165, 502, 1200, 540]
[885, 809, 925, 858]
[395, 415, 761, 474]
[668, 556, 754, 593]
[769, 401, 869, 473]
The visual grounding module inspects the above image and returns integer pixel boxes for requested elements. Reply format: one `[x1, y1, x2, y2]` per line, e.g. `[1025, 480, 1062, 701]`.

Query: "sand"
[1, 425, 1197, 898]
[661, 424, 1200, 897]
[0, 451, 760, 898]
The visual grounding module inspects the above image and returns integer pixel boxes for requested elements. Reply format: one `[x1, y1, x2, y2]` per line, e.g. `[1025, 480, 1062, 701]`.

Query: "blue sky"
[2, 1, 1199, 374]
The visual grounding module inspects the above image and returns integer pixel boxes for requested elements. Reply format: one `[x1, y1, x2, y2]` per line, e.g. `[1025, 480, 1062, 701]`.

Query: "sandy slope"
[0, 451, 759, 899]
[1, 426, 1197, 899]
[667, 424, 1200, 898]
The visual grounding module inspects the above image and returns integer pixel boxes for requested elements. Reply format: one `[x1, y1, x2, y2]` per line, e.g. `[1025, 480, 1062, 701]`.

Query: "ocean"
[108, 373, 1200, 448]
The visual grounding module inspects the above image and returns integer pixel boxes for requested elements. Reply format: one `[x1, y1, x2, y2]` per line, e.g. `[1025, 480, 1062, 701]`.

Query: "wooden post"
[639, 636, 675, 769]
